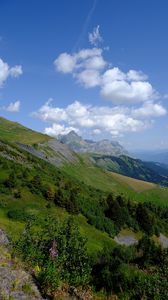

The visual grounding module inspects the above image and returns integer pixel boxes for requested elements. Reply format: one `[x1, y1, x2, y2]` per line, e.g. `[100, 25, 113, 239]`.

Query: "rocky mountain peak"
[58, 132, 128, 156]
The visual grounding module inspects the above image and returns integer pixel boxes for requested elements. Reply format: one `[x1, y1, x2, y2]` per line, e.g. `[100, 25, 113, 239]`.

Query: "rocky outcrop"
[0, 229, 44, 300]
[58, 131, 128, 156]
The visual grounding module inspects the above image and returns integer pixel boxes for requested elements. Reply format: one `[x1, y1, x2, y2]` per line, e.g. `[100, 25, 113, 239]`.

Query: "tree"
[136, 203, 155, 235]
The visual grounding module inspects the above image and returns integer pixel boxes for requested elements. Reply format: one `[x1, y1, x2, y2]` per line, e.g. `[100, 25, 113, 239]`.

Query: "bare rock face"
[58, 131, 128, 156]
[0, 229, 9, 246]
[0, 229, 44, 300]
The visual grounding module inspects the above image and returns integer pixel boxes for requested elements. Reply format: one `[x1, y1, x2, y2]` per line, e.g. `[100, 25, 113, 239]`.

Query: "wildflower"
[49, 240, 58, 259]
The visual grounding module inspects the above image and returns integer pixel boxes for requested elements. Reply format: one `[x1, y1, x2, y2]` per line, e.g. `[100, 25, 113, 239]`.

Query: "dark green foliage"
[136, 235, 162, 267]
[2, 138, 168, 298]
[93, 154, 168, 186]
[136, 203, 156, 235]
[15, 216, 91, 295]
[4, 172, 17, 188]
[91, 244, 136, 292]
[7, 208, 33, 222]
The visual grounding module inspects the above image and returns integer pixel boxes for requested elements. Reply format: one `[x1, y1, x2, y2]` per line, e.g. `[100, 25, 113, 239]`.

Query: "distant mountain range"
[58, 131, 168, 186]
[58, 131, 128, 156]
[132, 150, 168, 165]
[92, 154, 168, 186]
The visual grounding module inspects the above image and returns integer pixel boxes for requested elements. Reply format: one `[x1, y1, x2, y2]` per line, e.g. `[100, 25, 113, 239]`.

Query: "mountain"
[58, 131, 168, 186]
[91, 154, 168, 186]
[132, 149, 168, 165]
[0, 117, 79, 166]
[58, 130, 128, 156]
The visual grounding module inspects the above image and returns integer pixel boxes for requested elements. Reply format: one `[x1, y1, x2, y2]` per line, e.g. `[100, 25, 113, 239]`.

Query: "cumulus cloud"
[127, 70, 148, 81]
[33, 99, 163, 138]
[1, 100, 21, 113]
[132, 101, 167, 118]
[51, 43, 166, 137]
[54, 48, 106, 73]
[54, 53, 76, 74]
[44, 124, 78, 136]
[5, 100, 21, 112]
[101, 77, 156, 104]
[88, 25, 103, 46]
[9, 65, 23, 78]
[0, 58, 23, 87]
[54, 47, 158, 104]
[54, 47, 107, 88]
[76, 69, 100, 87]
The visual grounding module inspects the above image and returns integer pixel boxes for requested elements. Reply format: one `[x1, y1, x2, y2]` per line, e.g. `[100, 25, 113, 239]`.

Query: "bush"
[14, 216, 91, 295]
[7, 208, 33, 222]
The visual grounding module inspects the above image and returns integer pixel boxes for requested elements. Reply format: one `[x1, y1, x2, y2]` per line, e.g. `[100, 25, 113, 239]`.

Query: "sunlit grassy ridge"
[0, 116, 50, 144]
[63, 159, 168, 207]
[109, 171, 156, 192]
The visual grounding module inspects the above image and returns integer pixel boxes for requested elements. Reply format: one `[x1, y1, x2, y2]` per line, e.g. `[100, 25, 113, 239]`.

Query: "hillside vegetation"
[0, 117, 50, 144]
[91, 154, 168, 186]
[1, 117, 168, 299]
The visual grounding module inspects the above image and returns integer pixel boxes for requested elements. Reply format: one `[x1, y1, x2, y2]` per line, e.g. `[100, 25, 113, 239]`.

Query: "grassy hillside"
[92, 154, 168, 186]
[0, 116, 50, 144]
[63, 159, 168, 207]
[0, 140, 116, 253]
[1, 122, 168, 298]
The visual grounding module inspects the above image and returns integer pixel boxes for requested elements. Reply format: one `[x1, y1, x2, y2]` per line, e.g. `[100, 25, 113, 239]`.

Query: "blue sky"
[0, 0, 168, 150]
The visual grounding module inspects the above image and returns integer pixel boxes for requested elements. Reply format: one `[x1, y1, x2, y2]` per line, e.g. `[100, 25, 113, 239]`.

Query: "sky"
[0, 0, 168, 150]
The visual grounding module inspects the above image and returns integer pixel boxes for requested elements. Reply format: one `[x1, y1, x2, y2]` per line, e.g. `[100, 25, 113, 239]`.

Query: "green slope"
[63, 158, 168, 207]
[1, 116, 168, 208]
[0, 139, 115, 253]
[91, 154, 168, 186]
[0, 116, 50, 144]
[1, 119, 168, 299]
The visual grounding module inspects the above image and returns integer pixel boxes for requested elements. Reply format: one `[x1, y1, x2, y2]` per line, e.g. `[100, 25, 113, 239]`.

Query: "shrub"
[7, 208, 31, 222]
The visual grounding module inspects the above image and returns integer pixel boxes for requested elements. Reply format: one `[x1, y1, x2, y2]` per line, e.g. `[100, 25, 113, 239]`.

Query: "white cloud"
[32, 98, 67, 122]
[44, 124, 78, 136]
[54, 48, 107, 88]
[0, 59, 9, 87]
[1, 100, 21, 113]
[54, 48, 106, 74]
[132, 101, 167, 118]
[5, 100, 21, 112]
[88, 25, 103, 46]
[54, 47, 158, 104]
[9, 65, 23, 78]
[33, 100, 156, 138]
[102, 68, 126, 82]
[76, 69, 100, 87]
[100, 78, 156, 104]
[0, 58, 23, 87]
[127, 70, 148, 81]
[83, 55, 106, 70]
[54, 53, 76, 74]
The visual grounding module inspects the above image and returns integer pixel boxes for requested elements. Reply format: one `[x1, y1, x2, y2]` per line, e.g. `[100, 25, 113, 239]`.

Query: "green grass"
[0, 190, 115, 253]
[63, 161, 168, 207]
[0, 116, 51, 144]
[109, 171, 156, 192]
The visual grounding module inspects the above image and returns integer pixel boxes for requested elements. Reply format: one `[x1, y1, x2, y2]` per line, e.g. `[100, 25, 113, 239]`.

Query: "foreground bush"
[14, 216, 91, 295]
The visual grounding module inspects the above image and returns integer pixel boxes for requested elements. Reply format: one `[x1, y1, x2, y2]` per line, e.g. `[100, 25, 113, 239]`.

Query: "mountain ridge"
[58, 130, 128, 156]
